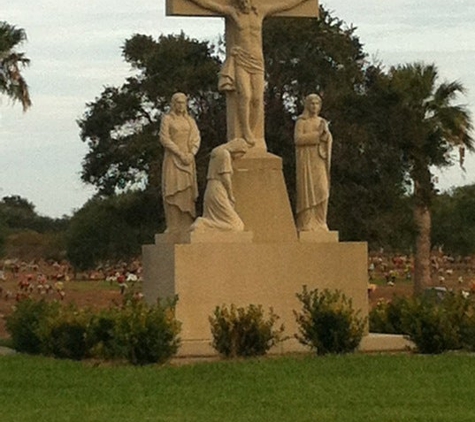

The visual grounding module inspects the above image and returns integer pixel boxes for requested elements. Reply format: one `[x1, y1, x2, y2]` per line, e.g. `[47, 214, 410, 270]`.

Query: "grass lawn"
[1, 353, 475, 422]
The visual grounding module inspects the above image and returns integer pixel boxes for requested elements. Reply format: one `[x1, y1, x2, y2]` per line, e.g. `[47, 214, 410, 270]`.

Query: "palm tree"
[0, 21, 31, 111]
[388, 63, 473, 295]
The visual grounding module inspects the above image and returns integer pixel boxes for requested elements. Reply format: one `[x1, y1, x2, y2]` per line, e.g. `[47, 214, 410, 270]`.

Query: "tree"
[262, 10, 410, 247]
[66, 191, 161, 270]
[385, 63, 473, 294]
[82, 9, 458, 263]
[432, 184, 475, 257]
[0, 195, 68, 233]
[78, 33, 224, 201]
[0, 22, 31, 110]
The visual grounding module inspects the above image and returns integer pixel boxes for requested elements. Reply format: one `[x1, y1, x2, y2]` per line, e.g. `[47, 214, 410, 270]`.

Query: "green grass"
[1, 353, 475, 421]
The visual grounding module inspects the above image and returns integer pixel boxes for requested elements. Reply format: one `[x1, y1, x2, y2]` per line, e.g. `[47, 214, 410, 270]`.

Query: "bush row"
[370, 291, 475, 354]
[5, 287, 366, 363]
[5, 295, 181, 365]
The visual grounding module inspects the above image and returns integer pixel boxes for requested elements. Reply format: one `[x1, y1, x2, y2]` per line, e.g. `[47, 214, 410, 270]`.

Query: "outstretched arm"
[186, 0, 232, 15]
[264, 0, 313, 17]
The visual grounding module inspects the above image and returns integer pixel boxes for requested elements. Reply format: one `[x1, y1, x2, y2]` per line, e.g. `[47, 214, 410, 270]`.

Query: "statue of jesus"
[186, 0, 313, 147]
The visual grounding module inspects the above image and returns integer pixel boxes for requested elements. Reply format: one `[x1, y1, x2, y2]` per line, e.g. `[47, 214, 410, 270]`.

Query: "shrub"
[369, 296, 411, 334]
[5, 295, 181, 365]
[40, 305, 89, 360]
[209, 304, 284, 358]
[402, 292, 471, 354]
[294, 287, 366, 355]
[460, 311, 475, 352]
[88, 295, 181, 365]
[369, 291, 475, 354]
[5, 298, 60, 354]
[86, 312, 117, 360]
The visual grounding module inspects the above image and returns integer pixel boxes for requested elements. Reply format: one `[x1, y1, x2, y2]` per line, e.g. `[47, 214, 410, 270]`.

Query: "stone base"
[145, 152, 368, 357]
[155, 231, 253, 244]
[298, 230, 339, 243]
[233, 152, 298, 243]
[155, 232, 189, 244]
[143, 240, 368, 357]
[187, 230, 253, 243]
[359, 333, 414, 353]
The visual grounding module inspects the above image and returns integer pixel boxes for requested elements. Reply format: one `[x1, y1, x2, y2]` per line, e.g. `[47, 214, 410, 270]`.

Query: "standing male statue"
[185, 0, 314, 148]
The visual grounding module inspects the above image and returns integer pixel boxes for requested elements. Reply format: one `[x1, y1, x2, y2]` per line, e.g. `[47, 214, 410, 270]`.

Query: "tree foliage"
[66, 191, 161, 270]
[0, 195, 68, 233]
[386, 63, 473, 206]
[432, 184, 475, 257]
[0, 195, 69, 262]
[76, 8, 474, 267]
[0, 21, 31, 110]
[379, 63, 474, 294]
[263, 10, 410, 247]
[78, 32, 225, 198]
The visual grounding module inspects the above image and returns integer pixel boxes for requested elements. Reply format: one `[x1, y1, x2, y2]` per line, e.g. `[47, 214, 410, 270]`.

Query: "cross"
[167, 0, 318, 17]
[166, 0, 319, 151]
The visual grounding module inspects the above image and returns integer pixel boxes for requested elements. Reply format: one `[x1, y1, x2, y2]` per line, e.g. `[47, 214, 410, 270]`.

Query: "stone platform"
[143, 151, 368, 357]
[143, 239, 367, 357]
[359, 333, 414, 353]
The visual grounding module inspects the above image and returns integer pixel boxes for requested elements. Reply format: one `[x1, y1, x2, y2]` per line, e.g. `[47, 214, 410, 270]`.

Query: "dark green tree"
[81, 9, 469, 265]
[432, 184, 475, 257]
[78, 32, 224, 200]
[0, 22, 31, 110]
[263, 10, 409, 247]
[384, 63, 474, 294]
[0, 195, 68, 233]
[66, 191, 160, 270]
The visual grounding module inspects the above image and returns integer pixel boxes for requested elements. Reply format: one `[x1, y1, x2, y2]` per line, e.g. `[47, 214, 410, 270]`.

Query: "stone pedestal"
[143, 152, 368, 357]
[233, 150, 298, 243]
[143, 240, 367, 356]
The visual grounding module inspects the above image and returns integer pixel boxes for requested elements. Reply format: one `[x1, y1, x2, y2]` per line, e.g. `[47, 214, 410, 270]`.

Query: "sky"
[1, 0, 475, 218]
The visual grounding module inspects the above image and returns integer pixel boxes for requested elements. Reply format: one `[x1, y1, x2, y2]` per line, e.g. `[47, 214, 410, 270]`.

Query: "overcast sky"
[2, 0, 475, 218]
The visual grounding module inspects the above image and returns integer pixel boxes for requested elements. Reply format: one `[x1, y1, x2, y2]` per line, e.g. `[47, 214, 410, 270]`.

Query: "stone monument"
[143, 0, 368, 356]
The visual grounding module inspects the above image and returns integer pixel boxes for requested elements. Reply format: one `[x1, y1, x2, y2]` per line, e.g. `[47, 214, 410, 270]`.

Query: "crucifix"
[166, 0, 319, 152]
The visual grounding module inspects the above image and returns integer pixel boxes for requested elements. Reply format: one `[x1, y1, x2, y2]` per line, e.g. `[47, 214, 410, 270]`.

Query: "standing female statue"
[294, 93, 333, 232]
[159, 92, 201, 233]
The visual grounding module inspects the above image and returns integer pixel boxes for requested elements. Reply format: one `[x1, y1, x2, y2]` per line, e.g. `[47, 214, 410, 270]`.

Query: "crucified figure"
[187, 0, 313, 147]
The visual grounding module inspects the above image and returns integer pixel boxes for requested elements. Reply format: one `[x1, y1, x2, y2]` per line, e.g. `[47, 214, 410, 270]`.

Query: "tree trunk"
[413, 202, 431, 296]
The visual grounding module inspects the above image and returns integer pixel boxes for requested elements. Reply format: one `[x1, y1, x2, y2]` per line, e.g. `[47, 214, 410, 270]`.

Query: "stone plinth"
[187, 231, 253, 243]
[143, 240, 367, 356]
[233, 151, 298, 243]
[298, 230, 339, 243]
[359, 333, 414, 353]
